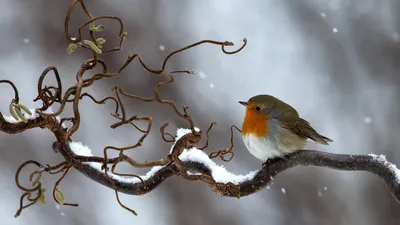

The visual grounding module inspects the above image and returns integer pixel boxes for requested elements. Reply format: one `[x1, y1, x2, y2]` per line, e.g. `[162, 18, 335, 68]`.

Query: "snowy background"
[1, 0, 400, 224]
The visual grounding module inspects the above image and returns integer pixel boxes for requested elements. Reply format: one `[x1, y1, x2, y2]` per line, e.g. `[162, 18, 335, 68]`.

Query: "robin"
[239, 94, 332, 166]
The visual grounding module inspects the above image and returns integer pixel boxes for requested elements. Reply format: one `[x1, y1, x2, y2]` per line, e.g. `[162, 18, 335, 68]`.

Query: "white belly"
[242, 134, 283, 161]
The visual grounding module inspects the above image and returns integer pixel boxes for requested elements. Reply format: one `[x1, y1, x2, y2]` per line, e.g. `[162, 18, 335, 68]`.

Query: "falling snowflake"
[159, 45, 165, 51]
[320, 13, 326, 18]
[324, 186, 328, 191]
[24, 38, 29, 44]
[317, 191, 322, 197]
[333, 28, 338, 33]
[281, 187, 286, 194]
[198, 71, 207, 79]
[364, 117, 372, 124]
[209, 83, 214, 88]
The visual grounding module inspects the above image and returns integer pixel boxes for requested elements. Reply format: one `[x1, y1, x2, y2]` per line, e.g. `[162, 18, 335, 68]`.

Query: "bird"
[239, 94, 332, 165]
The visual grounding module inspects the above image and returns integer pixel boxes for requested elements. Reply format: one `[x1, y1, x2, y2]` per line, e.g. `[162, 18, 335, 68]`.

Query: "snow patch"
[179, 147, 258, 184]
[70, 127, 258, 185]
[198, 71, 207, 79]
[3, 107, 66, 128]
[70, 141, 163, 184]
[3, 107, 53, 123]
[369, 154, 400, 183]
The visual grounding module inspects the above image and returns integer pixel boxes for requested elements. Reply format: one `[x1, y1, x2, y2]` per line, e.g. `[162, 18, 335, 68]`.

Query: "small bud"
[14, 107, 27, 123]
[14, 103, 32, 115]
[39, 188, 47, 205]
[31, 172, 42, 187]
[96, 38, 106, 45]
[9, 103, 19, 121]
[89, 22, 104, 32]
[55, 187, 65, 205]
[67, 43, 78, 54]
[83, 40, 102, 54]
[121, 32, 127, 40]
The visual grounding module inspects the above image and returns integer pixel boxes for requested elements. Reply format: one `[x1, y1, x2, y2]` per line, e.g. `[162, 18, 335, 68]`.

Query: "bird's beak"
[238, 101, 248, 107]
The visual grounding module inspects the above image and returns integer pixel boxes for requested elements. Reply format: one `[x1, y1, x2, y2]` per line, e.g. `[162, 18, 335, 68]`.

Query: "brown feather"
[280, 118, 333, 145]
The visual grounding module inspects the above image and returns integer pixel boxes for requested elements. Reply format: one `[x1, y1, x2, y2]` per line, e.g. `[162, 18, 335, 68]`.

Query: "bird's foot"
[262, 158, 273, 174]
[262, 156, 287, 174]
[281, 155, 290, 161]
[262, 159, 271, 168]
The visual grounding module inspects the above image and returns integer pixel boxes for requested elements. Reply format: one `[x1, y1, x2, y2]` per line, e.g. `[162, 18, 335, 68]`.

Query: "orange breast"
[241, 108, 269, 137]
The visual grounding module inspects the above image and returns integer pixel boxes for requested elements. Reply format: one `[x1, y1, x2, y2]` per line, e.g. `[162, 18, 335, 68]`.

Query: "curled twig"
[80, 92, 119, 116]
[198, 122, 217, 150]
[14, 192, 41, 218]
[209, 125, 241, 162]
[35, 66, 62, 110]
[117, 39, 246, 75]
[222, 38, 247, 54]
[101, 157, 145, 216]
[52, 163, 78, 207]
[15, 160, 43, 192]
[65, 0, 126, 53]
[116, 71, 199, 135]
[0, 80, 19, 103]
[160, 122, 175, 143]
[13, 160, 70, 217]
[0, 0, 252, 217]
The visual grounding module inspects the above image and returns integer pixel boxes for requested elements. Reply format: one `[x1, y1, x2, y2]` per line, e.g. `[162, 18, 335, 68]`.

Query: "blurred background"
[1, 0, 400, 224]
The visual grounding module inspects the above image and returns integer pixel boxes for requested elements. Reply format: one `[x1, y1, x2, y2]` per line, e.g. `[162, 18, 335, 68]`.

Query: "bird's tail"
[316, 135, 333, 145]
[306, 134, 333, 145]
[297, 119, 333, 145]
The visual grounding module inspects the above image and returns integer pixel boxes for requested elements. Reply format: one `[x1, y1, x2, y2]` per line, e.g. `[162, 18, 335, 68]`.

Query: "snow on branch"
[68, 128, 258, 186]
[62, 128, 400, 201]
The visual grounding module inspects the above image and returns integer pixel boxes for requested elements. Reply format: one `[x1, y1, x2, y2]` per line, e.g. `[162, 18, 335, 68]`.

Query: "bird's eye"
[255, 106, 261, 111]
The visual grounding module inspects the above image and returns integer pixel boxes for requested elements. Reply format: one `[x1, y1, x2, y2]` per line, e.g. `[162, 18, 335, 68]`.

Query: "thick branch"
[235, 151, 400, 200]
[0, 112, 50, 134]
[1, 113, 399, 202]
[52, 136, 400, 202]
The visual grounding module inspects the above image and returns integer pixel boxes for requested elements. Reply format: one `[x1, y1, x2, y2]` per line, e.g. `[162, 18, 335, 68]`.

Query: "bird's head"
[239, 95, 277, 136]
[239, 94, 278, 116]
[239, 94, 299, 121]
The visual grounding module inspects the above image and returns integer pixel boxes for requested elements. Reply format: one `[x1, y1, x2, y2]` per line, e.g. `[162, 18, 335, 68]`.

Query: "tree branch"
[52, 133, 400, 202]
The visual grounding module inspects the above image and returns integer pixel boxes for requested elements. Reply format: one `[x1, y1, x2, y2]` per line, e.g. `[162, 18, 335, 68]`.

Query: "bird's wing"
[280, 118, 333, 145]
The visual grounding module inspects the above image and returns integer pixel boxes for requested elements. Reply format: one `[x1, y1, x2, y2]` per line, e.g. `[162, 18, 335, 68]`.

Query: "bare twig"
[209, 125, 241, 162]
